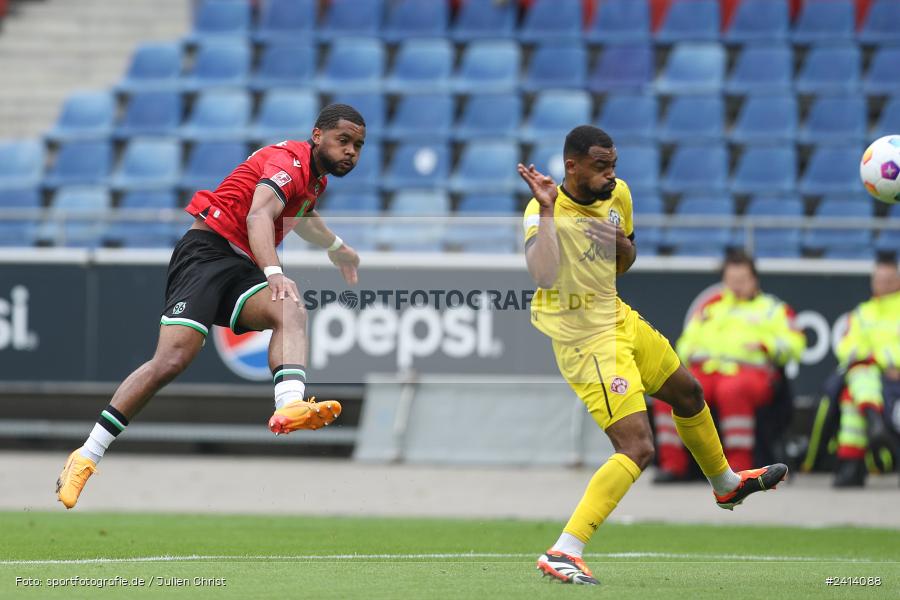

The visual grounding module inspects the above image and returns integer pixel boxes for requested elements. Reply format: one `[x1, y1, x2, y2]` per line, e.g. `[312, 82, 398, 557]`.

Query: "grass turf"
[0, 513, 898, 599]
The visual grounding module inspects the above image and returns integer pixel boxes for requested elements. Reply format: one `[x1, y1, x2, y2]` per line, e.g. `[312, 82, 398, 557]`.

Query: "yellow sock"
[672, 404, 731, 479]
[563, 453, 642, 543]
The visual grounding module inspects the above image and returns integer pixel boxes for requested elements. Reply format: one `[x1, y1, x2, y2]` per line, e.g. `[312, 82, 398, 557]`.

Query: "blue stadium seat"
[526, 141, 567, 184]
[383, 0, 448, 42]
[453, 41, 520, 94]
[249, 90, 318, 144]
[377, 190, 449, 252]
[317, 38, 385, 93]
[182, 41, 250, 91]
[804, 198, 874, 255]
[458, 195, 517, 214]
[749, 229, 803, 257]
[656, 43, 726, 95]
[614, 144, 660, 195]
[798, 146, 861, 196]
[863, 46, 900, 95]
[795, 45, 860, 94]
[859, 0, 900, 44]
[46, 91, 115, 141]
[792, 0, 854, 44]
[798, 95, 866, 145]
[110, 138, 181, 191]
[873, 98, 900, 139]
[44, 141, 112, 188]
[451, 0, 515, 41]
[597, 94, 656, 144]
[320, 192, 380, 250]
[632, 194, 664, 215]
[725, 44, 793, 95]
[745, 196, 804, 217]
[383, 143, 450, 191]
[519, 0, 582, 43]
[633, 224, 662, 254]
[0, 187, 40, 247]
[250, 41, 316, 91]
[117, 42, 183, 92]
[731, 146, 796, 196]
[180, 90, 250, 141]
[522, 42, 587, 93]
[454, 93, 521, 141]
[330, 92, 386, 140]
[724, 0, 789, 43]
[104, 190, 181, 248]
[385, 39, 453, 94]
[449, 140, 520, 194]
[731, 94, 797, 144]
[0, 140, 45, 189]
[588, 43, 654, 93]
[321, 192, 381, 213]
[181, 141, 248, 193]
[386, 94, 453, 141]
[115, 91, 182, 139]
[658, 95, 723, 144]
[521, 90, 591, 143]
[319, 0, 383, 40]
[675, 196, 734, 215]
[876, 229, 900, 253]
[661, 143, 728, 194]
[655, 0, 720, 43]
[320, 142, 381, 194]
[586, 0, 650, 44]
[665, 196, 734, 256]
[254, 0, 315, 43]
[185, 0, 251, 44]
[40, 187, 111, 248]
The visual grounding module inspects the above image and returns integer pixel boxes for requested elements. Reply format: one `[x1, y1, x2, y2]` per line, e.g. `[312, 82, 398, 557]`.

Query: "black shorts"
[161, 229, 268, 336]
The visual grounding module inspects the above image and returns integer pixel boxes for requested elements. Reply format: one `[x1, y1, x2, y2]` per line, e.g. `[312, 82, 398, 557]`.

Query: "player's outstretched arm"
[294, 209, 359, 285]
[247, 184, 301, 304]
[518, 163, 560, 288]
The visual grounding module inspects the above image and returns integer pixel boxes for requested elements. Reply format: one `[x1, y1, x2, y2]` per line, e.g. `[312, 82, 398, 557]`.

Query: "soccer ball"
[860, 135, 900, 205]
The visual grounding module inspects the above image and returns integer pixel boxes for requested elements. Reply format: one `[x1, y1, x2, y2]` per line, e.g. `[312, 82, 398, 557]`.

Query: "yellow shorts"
[552, 308, 681, 431]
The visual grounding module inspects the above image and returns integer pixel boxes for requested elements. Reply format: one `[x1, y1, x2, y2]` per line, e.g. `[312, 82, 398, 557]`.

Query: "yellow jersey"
[523, 179, 635, 345]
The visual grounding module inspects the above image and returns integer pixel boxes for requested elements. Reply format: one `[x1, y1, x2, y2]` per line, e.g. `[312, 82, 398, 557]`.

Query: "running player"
[56, 104, 365, 509]
[518, 125, 788, 585]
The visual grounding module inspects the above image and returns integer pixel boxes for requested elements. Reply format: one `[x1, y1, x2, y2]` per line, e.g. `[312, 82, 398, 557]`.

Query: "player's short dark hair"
[564, 125, 614, 159]
[315, 103, 365, 130]
[721, 248, 759, 280]
[875, 250, 898, 268]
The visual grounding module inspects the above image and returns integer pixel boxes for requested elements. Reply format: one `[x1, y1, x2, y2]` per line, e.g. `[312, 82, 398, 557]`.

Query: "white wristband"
[263, 266, 283, 278]
[327, 235, 344, 252]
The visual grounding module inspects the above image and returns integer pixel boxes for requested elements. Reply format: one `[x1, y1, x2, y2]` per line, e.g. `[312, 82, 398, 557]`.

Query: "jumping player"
[518, 125, 788, 585]
[56, 104, 365, 509]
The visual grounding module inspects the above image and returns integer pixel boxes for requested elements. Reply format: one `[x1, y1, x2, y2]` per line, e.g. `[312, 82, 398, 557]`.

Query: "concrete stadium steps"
[0, 0, 189, 138]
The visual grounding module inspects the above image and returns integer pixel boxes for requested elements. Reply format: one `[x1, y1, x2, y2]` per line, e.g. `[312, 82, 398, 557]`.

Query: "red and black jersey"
[185, 140, 327, 263]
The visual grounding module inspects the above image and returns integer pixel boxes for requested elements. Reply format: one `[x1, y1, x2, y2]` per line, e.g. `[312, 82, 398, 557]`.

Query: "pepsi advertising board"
[0, 258, 872, 405]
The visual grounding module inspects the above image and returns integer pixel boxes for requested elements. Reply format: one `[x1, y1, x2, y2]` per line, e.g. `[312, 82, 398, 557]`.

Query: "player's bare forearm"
[293, 210, 338, 249]
[617, 240, 636, 275]
[525, 206, 561, 288]
[246, 186, 283, 269]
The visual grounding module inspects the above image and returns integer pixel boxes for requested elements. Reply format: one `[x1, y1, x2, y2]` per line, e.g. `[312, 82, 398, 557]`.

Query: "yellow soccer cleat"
[268, 396, 342, 434]
[56, 449, 97, 509]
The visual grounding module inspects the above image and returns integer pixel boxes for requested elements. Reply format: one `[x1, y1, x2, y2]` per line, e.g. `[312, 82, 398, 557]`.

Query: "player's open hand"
[329, 243, 359, 285]
[517, 163, 558, 209]
[268, 273, 301, 306]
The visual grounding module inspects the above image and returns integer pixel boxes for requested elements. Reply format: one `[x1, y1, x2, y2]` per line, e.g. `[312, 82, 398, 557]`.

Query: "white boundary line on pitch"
[1, 552, 893, 566]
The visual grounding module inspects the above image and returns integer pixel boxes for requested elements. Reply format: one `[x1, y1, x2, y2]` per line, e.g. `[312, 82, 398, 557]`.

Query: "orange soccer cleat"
[714, 463, 788, 510]
[537, 550, 599, 585]
[56, 449, 97, 509]
[267, 397, 342, 434]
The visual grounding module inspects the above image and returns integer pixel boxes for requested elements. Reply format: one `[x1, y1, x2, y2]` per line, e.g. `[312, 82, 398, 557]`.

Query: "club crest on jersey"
[293, 158, 302, 168]
[609, 376, 629, 395]
[608, 209, 621, 227]
[172, 301, 186, 315]
[272, 171, 292, 187]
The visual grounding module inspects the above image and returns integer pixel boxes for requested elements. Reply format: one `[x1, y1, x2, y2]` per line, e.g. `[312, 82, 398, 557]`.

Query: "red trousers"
[654, 364, 776, 474]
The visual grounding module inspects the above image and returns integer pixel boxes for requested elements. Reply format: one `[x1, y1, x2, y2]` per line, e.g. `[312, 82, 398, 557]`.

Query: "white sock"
[709, 469, 742, 495]
[551, 532, 585, 558]
[274, 380, 306, 409]
[79, 423, 115, 465]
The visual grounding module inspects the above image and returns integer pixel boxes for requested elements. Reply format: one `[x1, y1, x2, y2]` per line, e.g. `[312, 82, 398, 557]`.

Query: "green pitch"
[1, 512, 898, 599]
